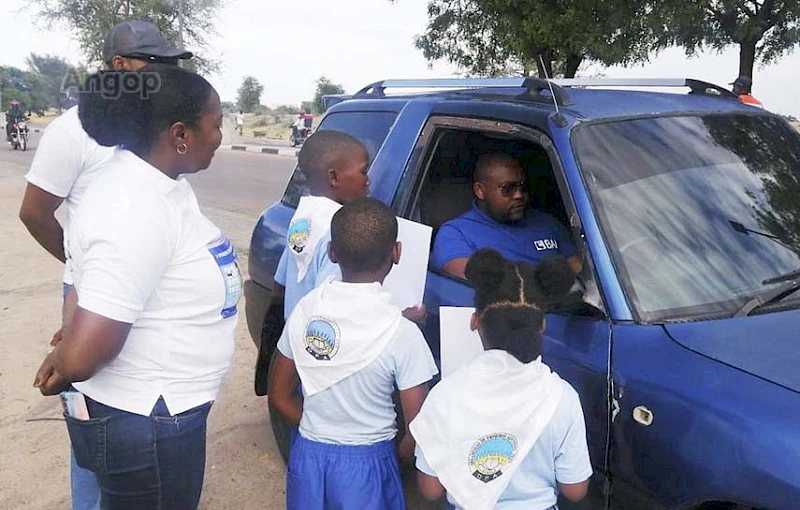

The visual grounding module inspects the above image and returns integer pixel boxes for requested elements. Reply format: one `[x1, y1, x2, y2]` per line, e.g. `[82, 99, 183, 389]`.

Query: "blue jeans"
[65, 395, 212, 510]
[63, 283, 102, 510]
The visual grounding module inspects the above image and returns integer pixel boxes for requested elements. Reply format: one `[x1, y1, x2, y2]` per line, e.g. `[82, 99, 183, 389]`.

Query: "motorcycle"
[9, 120, 28, 151]
[290, 126, 312, 147]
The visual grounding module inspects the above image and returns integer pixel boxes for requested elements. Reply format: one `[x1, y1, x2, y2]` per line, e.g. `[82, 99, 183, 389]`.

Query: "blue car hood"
[664, 309, 800, 393]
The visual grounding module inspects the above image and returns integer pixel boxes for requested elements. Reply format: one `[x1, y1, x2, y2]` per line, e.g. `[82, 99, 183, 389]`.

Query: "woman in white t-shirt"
[33, 64, 240, 510]
[410, 249, 593, 510]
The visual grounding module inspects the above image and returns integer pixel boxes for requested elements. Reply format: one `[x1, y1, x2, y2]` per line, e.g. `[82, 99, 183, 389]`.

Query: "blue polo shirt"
[432, 203, 577, 270]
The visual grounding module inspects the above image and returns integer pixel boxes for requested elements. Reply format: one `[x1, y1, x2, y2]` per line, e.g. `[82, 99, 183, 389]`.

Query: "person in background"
[33, 63, 238, 510]
[19, 20, 192, 510]
[411, 249, 592, 510]
[269, 197, 438, 510]
[731, 75, 764, 108]
[235, 110, 245, 135]
[5, 99, 28, 141]
[292, 111, 308, 140]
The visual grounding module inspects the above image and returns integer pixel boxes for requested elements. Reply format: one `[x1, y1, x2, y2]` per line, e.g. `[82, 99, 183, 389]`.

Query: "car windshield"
[574, 113, 800, 322]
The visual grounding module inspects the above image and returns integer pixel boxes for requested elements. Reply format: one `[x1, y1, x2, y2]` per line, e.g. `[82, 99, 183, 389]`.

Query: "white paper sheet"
[383, 217, 432, 310]
[439, 306, 485, 378]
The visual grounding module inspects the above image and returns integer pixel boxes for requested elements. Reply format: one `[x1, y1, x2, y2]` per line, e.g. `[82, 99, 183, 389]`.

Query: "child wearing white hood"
[410, 249, 592, 510]
[256, 130, 425, 395]
[268, 197, 439, 510]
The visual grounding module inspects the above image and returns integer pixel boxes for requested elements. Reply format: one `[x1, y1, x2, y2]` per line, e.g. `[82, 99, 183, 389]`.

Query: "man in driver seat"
[431, 153, 583, 279]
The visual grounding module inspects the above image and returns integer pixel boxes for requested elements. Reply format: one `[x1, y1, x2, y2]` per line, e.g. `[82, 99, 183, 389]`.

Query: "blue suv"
[244, 78, 800, 510]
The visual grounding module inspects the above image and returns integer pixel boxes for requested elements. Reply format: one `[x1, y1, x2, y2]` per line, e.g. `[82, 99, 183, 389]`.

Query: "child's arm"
[414, 443, 446, 501]
[417, 471, 446, 502]
[267, 352, 302, 426]
[397, 383, 429, 464]
[401, 304, 427, 326]
[554, 386, 593, 502]
[393, 322, 439, 463]
[557, 480, 590, 502]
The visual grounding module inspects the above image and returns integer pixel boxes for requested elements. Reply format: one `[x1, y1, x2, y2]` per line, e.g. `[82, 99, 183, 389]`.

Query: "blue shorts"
[287, 435, 405, 510]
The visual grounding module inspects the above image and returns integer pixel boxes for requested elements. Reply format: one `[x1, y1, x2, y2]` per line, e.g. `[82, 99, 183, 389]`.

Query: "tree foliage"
[1, 64, 54, 114]
[414, 0, 654, 78]
[30, 0, 222, 75]
[313, 76, 345, 114]
[655, 0, 800, 80]
[237, 76, 264, 113]
[25, 54, 75, 111]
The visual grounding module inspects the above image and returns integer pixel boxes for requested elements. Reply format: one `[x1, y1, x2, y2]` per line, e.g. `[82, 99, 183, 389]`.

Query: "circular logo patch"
[468, 433, 518, 483]
[304, 317, 340, 360]
[288, 218, 311, 254]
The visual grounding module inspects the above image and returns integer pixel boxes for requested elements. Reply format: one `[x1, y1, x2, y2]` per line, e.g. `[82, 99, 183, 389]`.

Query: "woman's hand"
[50, 327, 63, 347]
[33, 352, 71, 396]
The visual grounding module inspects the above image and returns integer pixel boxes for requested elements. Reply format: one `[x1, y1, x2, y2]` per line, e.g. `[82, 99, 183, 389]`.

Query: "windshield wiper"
[733, 277, 800, 318]
[763, 268, 800, 285]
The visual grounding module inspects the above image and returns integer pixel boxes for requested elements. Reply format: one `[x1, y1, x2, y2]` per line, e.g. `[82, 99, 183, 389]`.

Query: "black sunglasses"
[124, 55, 180, 66]
[480, 180, 528, 197]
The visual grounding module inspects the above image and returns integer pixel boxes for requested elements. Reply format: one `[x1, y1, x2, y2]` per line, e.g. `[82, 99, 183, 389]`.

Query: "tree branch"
[708, 6, 742, 42]
[737, 0, 757, 18]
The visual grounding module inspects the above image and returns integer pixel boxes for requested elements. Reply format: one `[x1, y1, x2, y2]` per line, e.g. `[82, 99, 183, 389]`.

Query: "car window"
[281, 111, 398, 208]
[575, 114, 800, 322]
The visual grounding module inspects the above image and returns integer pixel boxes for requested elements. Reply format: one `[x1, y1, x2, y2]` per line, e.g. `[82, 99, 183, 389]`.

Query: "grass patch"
[239, 113, 320, 140]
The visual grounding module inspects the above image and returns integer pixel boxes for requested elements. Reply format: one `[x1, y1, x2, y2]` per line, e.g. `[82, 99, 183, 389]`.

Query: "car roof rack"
[353, 78, 574, 106]
[350, 77, 737, 105]
[550, 78, 738, 99]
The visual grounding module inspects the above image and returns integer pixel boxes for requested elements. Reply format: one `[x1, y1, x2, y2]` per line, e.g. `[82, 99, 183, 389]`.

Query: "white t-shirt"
[25, 106, 115, 285]
[69, 149, 241, 416]
[416, 382, 593, 510]
[278, 315, 438, 445]
[235, 113, 244, 125]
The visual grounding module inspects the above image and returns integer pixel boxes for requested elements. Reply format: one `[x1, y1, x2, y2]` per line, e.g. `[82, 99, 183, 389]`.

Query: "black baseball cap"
[103, 21, 193, 64]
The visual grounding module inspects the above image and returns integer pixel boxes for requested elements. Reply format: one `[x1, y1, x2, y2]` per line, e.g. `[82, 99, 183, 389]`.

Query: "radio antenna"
[538, 54, 567, 127]
[538, 55, 560, 114]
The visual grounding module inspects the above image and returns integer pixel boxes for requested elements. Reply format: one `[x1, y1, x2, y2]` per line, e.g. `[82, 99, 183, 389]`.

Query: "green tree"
[656, 0, 800, 83]
[26, 53, 75, 111]
[30, 0, 221, 75]
[1, 65, 51, 114]
[237, 76, 264, 113]
[414, 0, 654, 78]
[275, 104, 301, 115]
[301, 101, 315, 114]
[313, 77, 345, 114]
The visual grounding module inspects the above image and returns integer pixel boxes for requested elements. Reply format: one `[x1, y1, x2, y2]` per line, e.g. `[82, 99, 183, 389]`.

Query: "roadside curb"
[222, 144, 299, 157]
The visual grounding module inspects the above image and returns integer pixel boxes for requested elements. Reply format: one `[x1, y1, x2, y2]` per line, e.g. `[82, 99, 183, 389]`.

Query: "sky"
[2, 0, 799, 116]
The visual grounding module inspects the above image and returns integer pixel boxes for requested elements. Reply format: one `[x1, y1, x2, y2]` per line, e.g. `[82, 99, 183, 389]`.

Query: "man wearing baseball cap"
[103, 20, 193, 68]
[730, 75, 764, 108]
[19, 20, 191, 510]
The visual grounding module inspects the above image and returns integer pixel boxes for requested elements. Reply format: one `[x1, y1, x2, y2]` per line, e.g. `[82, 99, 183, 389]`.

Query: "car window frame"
[393, 114, 608, 318]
